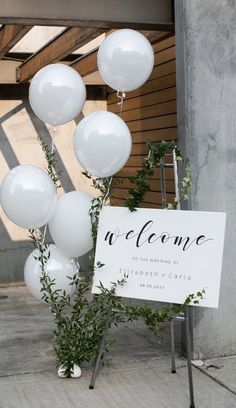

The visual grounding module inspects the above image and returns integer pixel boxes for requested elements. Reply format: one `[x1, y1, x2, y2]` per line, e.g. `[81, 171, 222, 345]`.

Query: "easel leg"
[169, 303, 176, 373]
[89, 310, 112, 390]
[185, 306, 195, 408]
[170, 319, 176, 373]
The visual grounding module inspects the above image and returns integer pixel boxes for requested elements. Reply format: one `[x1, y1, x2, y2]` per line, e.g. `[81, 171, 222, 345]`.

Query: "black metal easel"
[89, 151, 196, 408]
[160, 153, 195, 407]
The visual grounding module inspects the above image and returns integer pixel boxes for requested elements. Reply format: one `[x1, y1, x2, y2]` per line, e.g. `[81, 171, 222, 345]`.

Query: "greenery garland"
[28, 137, 203, 377]
[125, 140, 191, 211]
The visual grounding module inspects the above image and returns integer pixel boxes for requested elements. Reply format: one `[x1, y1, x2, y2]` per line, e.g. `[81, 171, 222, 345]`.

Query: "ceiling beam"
[3, 52, 83, 62]
[0, 83, 107, 100]
[16, 27, 104, 83]
[141, 31, 172, 44]
[0, 24, 32, 58]
[70, 48, 98, 77]
[0, 0, 174, 31]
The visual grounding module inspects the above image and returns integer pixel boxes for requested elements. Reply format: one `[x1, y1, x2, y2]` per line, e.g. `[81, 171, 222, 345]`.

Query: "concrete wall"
[0, 97, 106, 284]
[175, 0, 236, 358]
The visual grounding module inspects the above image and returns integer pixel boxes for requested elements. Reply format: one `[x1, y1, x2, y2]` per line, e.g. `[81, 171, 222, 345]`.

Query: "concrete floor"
[0, 287, 235, 408]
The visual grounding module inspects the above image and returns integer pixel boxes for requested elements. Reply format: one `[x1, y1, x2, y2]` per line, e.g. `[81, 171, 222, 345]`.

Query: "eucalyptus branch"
[82, 171, 113, 250]
[38, 138, 62, 189]
[121, 289, 205, 338]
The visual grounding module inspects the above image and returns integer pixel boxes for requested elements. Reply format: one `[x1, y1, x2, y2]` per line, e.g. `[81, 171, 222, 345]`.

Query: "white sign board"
[92, 207, 226, 308]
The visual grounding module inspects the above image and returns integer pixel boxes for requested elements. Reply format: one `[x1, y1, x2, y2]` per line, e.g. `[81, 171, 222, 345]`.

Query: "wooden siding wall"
[107, 35, 176, 208]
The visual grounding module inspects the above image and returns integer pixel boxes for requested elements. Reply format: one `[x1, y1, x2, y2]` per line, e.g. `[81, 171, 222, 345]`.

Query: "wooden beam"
[4, 52, 83, 62]
[0, 25, 31, 58]
[0, 0, 174, 31]
[0, 84, 107, 100]
[16, 27, 104, 83]
[141, 30, 172, 45]
[70, 48, 98, 77]
[0, 60, 20, 83]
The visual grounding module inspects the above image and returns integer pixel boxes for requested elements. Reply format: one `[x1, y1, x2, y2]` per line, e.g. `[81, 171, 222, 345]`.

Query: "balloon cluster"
[0, 29, 154, 301]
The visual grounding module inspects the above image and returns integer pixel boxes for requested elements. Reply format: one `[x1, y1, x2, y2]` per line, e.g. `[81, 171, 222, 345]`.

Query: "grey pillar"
[175, 0, 236, 358]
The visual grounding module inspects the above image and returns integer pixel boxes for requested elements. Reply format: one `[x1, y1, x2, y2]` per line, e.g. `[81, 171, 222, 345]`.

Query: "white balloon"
[97, 29, 154, 92]
[0, 165, 57, 229]
[29, 63, 86, 125]
[24, 245, 77, 302]
[49, 191, 93, 258]
[73, 111, 132, 178]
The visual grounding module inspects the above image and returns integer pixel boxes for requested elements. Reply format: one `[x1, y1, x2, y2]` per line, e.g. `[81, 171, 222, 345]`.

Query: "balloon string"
[76, 260, 80, 274]
[34, 228, 42, 252]
[71, 258, 80, 275]
[102, 176, 113, 206]
[117, 90, 126, 113]
[34, 227, 47, 250]
[42, 224, 48, 245]
[35, 236, 40, 252]
[50, 126, 57, 154]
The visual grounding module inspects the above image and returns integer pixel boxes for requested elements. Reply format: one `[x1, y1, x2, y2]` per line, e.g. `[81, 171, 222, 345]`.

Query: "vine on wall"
[124, 140, 191, 211]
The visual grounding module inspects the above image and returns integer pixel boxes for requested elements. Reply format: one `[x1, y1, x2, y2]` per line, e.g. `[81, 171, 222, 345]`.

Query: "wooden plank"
[131, 143, 156, 156]
[153, 35, 175, 52]
[17, 27, 104, 83]
[0, 83, 107, 100]
[70, 48, 98, 77]
[141, 31, 171, 45]
[111, 188, 175, 203]
[0, 0, 174, 31]
[0, 60, 21, 83]
[127, 114, 177, 133]
[125, 153, 174, 167]
[130, 128, 177, 143]
[118, 100, 176, 123]
[108, 87, 176, 114]
[113, 177, 175, 192]
[130, 142, 176, 156]
[153, 46, 175, 66]
[107, 73, 176, 103]
[110, 197, 163, 208]
[0, 24, 31, 58]
[149, 59, 175, 81]
[116, 166, 174, 179]
[111, 187, 175, 203]
[4, 51, 82, 62]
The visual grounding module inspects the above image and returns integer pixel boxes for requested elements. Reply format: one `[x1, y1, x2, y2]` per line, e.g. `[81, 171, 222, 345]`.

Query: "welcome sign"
[92, 207, 226, 308]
